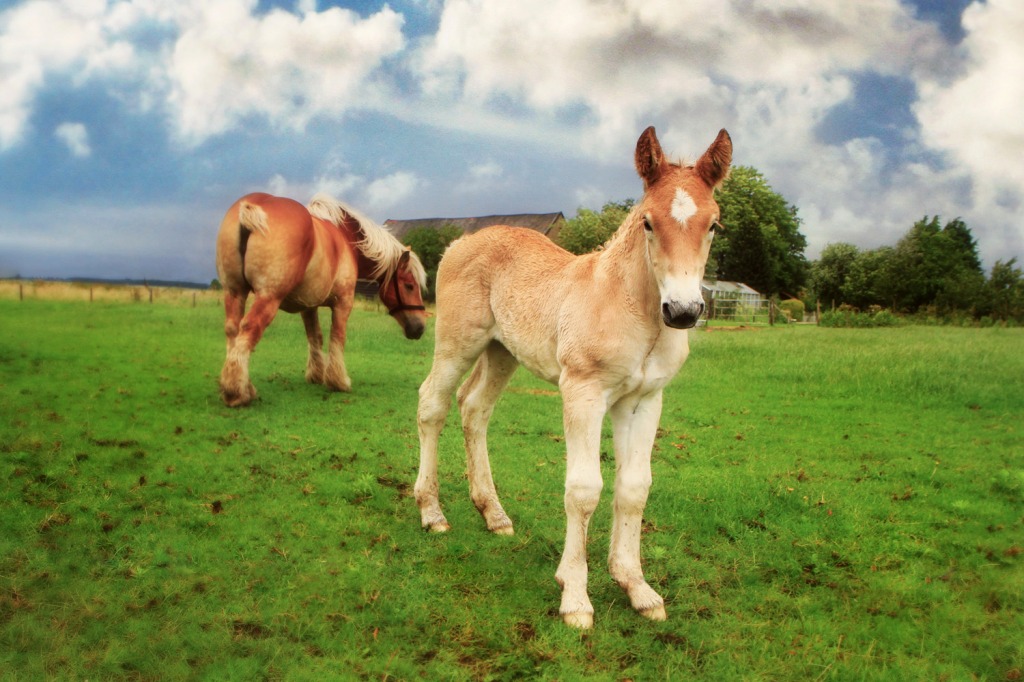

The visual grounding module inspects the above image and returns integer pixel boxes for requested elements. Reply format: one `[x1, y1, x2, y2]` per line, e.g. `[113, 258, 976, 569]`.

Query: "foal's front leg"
[555, 380, 606, 628]
[609, 391, 667, 621]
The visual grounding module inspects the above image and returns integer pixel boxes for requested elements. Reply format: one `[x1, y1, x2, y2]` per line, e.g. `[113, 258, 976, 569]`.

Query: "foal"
[414, 127, 731, 627]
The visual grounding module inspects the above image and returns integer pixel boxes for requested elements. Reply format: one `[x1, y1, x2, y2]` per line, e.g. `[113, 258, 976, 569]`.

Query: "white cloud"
[361, 171, 423, 213]
[418, 0, 939, 154]
[0, 0, 134, 149]
[469, 161, 502, 182]
[165, 1, 405, 143]
[0, 0, 406, 148]
[915, 0, 1024, 205]
[263, 169, 423, 219]
[54, 122, 91, 157]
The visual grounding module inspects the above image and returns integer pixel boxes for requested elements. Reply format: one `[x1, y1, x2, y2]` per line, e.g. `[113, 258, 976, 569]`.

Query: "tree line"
[400, 165, 1023, 322]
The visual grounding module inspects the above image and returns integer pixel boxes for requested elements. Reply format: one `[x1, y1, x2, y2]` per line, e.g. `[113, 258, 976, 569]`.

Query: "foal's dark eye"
[710, 220, 722, 234]
[643, 216, 653, 232]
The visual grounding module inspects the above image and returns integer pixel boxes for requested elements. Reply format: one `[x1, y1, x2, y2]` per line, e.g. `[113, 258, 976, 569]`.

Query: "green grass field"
[1, 298, 1021, 680]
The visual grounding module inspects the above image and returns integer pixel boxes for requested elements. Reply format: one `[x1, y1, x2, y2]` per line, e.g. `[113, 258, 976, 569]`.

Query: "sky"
[0, 0, 1022, 284]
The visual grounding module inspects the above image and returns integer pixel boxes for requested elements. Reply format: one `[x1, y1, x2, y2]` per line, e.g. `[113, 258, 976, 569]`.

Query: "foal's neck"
[597, 214, 660, 314]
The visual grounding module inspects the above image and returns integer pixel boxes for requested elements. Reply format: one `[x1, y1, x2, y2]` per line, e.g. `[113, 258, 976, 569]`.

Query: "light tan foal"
[415, 126, 732, 628]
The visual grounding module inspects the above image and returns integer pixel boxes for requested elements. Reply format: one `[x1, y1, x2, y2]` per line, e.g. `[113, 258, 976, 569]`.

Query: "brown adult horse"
[415, 127, 731, 628]
[215, 192, 428, 407]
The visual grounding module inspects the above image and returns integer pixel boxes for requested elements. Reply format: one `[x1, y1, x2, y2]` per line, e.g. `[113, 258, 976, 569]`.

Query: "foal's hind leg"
[415, 344, 486, 532]
[220, 294, 281, 407]
[301, 309, 327, 385]
[457, 341, 519, 534]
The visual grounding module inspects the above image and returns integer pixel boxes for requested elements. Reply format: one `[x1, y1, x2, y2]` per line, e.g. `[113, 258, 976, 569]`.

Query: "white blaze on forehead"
[671, 188, 698, 225]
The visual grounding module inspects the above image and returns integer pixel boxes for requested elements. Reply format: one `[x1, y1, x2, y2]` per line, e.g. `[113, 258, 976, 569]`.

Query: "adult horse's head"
[635, 126, 732, 329]
[379, 248, 428, 340]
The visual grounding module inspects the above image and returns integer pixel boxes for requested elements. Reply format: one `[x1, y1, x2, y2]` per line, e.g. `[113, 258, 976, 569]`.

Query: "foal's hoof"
[491, 525, 514, 536]
[562, 612, 594, 629]
[425, 521, 451, 533]
[639, 604, 667, 621]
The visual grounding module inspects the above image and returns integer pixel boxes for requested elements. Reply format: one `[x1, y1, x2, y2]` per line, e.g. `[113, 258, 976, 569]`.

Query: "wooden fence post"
[193, 292, 197, 308]
[19, 283, 23, 301]
[90, 287, 94, 303]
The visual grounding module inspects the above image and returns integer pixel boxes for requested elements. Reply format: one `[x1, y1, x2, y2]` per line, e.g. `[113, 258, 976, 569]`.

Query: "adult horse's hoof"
[639, 604, 667, 621]
[220, 388, 254, 408]
[426, 521, 451, 533]
[491, 525, 514, 536]
[562, 612, 594, 629]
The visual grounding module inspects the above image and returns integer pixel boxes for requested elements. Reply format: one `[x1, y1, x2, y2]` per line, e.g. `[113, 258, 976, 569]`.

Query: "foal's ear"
[635, 126, 667, 189]
[398, 249, 411, 267]
[695, 129, 732, 188]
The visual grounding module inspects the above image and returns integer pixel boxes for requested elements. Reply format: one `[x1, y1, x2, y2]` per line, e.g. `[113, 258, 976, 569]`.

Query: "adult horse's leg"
[222, 288, 247, 354]
[323, 295, 354, 392]
[301, 309, 327, 385]
[456, 341, 519, 534]
[555, 377, 607, 629]
[219, 288, 249, 404]
[608, 391, 667, 621]
[220, 294, 281, 407]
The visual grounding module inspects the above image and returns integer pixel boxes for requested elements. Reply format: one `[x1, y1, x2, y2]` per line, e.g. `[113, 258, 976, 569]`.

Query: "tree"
[842, 247, 895, 310]
[887, 216, 985, 313]
[402, 224, 463, 301]
[984, 258, 1024, 321]
[559, 200, 634, 255]
[810, 242, 859, 308]
[713, 166, 808, 297]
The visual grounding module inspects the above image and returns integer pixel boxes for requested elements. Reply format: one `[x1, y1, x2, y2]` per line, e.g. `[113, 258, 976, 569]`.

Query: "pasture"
[1, 296, 1021, 680]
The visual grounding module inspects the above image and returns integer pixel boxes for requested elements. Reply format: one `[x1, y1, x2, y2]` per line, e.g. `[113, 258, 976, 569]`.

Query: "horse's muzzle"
[404, 320, 426, 340]
[662, 300, 705, 329]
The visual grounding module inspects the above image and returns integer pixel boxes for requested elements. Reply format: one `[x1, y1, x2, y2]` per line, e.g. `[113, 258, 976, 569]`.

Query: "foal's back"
[435, 226, 616, 384]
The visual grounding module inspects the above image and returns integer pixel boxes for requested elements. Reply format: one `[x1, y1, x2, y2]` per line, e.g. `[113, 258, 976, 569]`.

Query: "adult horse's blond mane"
[308, 193, 427, 291]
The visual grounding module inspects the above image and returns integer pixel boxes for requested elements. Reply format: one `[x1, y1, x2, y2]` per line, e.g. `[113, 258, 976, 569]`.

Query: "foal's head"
[379, 249, 428, 340]
[634, 126, 732, 329]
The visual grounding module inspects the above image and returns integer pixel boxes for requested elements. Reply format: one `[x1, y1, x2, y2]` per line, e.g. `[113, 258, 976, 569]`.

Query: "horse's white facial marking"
[671, 188, 697, 226]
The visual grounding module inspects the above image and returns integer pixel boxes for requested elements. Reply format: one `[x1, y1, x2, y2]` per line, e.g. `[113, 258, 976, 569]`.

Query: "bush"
[819, 308, 902, 328]
[401, 225, 463, 301]
[779, 298, 805, 322]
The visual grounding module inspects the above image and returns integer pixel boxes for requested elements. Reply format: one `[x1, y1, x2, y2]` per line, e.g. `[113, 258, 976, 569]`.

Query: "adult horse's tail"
[235, 200, 270, 282]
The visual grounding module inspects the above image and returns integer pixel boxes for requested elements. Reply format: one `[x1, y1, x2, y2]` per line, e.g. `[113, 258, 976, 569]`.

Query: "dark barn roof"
[385, 213, 566, 243]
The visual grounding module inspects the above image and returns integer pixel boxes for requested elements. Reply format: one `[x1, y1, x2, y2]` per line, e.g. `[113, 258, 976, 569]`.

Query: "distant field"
[0, 278, 222, 306]
[1, 296, 1021, 680]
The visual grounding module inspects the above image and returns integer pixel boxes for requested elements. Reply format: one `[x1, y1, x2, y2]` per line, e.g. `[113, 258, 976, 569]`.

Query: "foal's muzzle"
[662, 300, 705, 329]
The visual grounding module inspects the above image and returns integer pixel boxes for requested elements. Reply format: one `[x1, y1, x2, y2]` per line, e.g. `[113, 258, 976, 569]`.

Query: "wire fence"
[705, 296, 775, 324]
